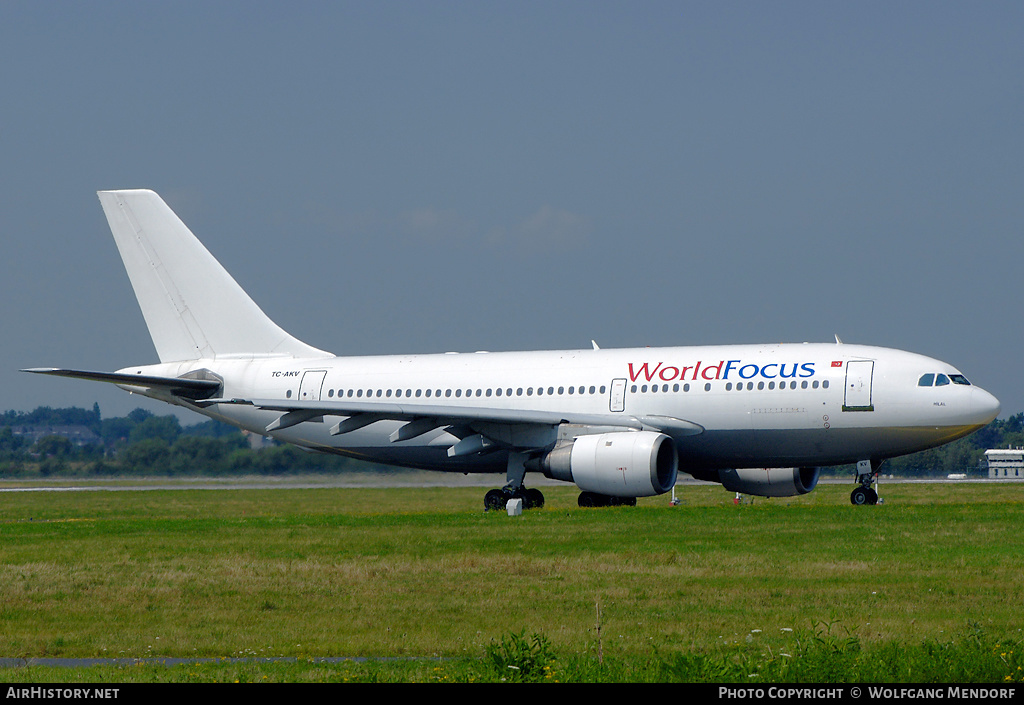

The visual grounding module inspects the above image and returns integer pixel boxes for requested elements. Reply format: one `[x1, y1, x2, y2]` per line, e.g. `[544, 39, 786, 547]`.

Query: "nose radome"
[974, 387, 1001, 425]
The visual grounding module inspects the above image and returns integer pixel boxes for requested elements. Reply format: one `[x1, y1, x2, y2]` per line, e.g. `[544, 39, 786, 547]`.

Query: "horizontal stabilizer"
[22, 368, 222, 400]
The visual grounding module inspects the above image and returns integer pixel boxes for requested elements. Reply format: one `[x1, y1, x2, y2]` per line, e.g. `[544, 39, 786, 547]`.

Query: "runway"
[0, 473, 1014, 493]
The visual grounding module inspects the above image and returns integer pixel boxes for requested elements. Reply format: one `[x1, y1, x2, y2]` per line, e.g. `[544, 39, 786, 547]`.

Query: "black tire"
[484, 489, 507, 511]
[851, 487, 869, 505]
[524, 488, 545, 509]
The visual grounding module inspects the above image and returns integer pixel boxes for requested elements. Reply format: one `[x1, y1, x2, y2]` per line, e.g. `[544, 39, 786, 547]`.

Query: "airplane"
[25, 190, 1001, 509]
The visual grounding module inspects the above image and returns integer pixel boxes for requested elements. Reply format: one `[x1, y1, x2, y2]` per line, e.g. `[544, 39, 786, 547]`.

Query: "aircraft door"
[843, 361, 874, 412]
[609, 378, 627, 412]
[299, 370, 328, 402]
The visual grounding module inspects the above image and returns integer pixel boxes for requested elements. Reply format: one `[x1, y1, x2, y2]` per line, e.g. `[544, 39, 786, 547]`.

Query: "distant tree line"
[1, 405, 1021, 479]
[0, 405, 396, 478]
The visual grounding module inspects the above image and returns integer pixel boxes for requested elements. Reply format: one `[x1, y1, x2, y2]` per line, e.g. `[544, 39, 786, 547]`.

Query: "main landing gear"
[484, 487, 545, 511]
[484, 451, 545, 511]
[851, 459, 882, 506]
[481, 452, 639, 511]
[577, 492, 636, 508]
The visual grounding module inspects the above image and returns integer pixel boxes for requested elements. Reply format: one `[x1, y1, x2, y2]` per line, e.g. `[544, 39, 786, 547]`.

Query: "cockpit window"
[919, 372, 971, 387]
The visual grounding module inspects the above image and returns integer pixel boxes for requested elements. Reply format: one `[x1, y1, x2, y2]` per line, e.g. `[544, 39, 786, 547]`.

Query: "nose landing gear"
[851, 459, 882, 506]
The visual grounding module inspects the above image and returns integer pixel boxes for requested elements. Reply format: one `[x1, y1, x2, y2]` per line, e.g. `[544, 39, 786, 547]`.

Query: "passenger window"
[918, 374, 935, 387]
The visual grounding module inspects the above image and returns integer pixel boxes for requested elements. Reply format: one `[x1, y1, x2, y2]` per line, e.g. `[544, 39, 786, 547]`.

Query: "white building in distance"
[985, 448, 1024, 479]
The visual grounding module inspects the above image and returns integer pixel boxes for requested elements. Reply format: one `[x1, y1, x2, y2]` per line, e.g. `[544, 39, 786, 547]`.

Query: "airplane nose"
[973, 387, 1001, 425]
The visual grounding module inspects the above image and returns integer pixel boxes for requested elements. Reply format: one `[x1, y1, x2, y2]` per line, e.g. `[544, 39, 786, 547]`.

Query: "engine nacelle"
[537, 431, 678, 497]
[718, 466, 820, 497]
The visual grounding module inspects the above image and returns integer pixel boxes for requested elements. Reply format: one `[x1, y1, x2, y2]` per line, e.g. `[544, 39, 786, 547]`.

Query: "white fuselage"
[120, 341, 1001, 476]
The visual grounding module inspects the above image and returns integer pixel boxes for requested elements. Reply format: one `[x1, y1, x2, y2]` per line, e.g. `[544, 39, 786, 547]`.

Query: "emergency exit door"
[299, 370, 328, 402]
[609, 378, 627, 412]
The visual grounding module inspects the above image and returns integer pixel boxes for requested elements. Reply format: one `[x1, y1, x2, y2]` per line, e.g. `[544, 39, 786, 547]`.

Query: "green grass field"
[1, 480, 1022, 682]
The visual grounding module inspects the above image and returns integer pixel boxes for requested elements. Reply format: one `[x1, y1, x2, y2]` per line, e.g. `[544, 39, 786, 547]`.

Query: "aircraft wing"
[204, 396, 704, 454]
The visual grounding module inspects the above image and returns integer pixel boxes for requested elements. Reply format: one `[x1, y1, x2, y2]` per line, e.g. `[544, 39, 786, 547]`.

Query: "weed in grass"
[484, 630, 556, 682]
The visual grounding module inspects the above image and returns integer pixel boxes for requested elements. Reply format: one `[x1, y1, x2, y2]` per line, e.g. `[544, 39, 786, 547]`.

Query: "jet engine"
[717, 466, 820, 497]
[536, 431, 678, 497]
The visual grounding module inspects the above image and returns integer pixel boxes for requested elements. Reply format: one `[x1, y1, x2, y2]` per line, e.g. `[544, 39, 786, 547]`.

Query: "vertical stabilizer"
[98, 189, 331, 362]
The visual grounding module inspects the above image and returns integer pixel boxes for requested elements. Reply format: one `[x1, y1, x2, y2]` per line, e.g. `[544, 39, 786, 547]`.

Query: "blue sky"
[2, 1, 1022, 422]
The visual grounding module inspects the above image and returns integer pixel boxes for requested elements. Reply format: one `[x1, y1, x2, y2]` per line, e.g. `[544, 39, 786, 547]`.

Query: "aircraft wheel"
[850, 486, 877, 506]
[484, 489, 507, 511]
[578, 491, 605, 507]
[524, 488, 545, 509]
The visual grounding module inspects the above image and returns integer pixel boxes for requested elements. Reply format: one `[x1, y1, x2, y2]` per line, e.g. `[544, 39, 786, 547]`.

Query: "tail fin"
[98, 189, 331, 362]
